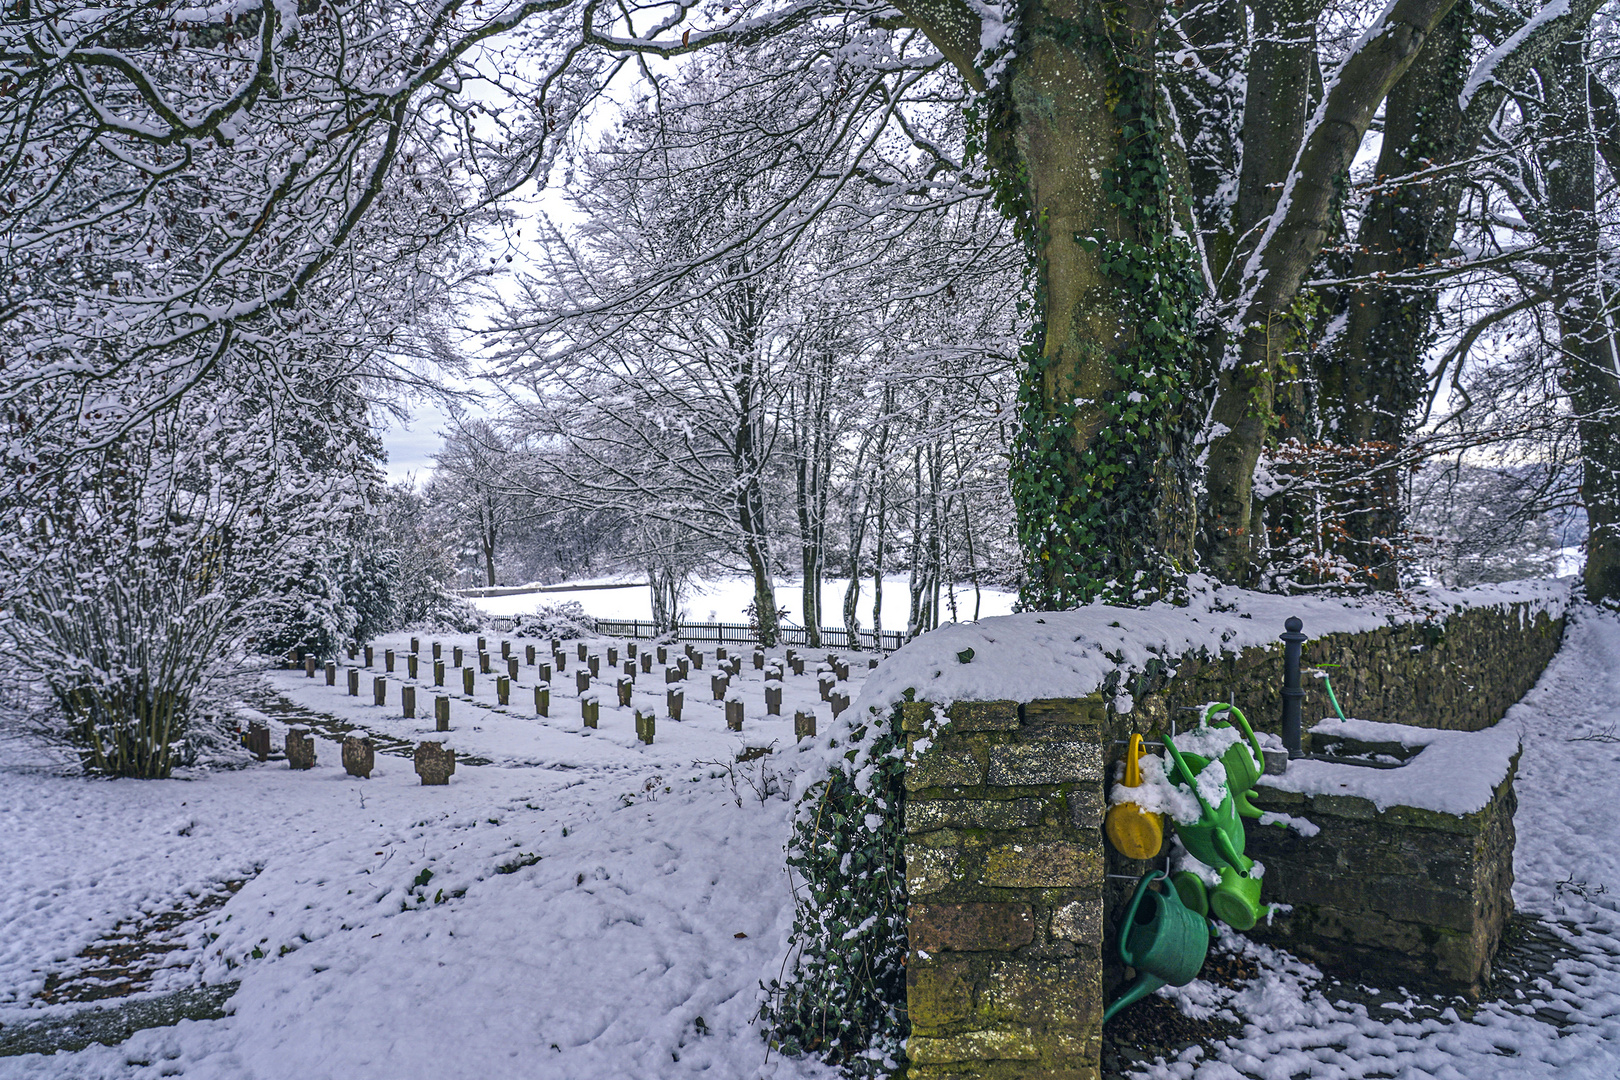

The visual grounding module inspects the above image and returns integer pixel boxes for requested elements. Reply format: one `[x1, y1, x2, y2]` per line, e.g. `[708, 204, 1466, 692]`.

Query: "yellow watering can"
[1105, 734, 1165, 860]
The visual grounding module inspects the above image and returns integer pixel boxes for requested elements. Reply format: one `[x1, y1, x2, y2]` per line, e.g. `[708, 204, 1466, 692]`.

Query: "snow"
[0, 632, 855, 1079]
[855, 574, 1570, 721]
[7, 591, 1620, 1080]
[1261, 716, 1523, 815]
[467, 574, 1018, 627]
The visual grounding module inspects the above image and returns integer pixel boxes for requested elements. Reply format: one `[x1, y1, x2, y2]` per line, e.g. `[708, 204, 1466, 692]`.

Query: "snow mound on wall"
[853, 575, 1571, 720]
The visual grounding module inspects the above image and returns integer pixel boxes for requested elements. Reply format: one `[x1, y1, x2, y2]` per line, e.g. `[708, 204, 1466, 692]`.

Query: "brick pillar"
[903, 697, 1107, 1079]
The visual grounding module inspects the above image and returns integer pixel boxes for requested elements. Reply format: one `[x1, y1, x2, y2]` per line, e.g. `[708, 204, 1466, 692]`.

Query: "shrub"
[761, 705, 908, 1075]
[510, 601, 597, 640]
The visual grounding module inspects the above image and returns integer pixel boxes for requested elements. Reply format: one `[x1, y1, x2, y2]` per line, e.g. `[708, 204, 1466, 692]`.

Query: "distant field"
[468, 574, 1018, 626]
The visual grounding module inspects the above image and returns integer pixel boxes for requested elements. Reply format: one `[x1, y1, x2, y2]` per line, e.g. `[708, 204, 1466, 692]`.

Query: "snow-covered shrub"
[510, 601, 597, 640]
[7, 558, 239, 779]
[762, 704, 908, 1074]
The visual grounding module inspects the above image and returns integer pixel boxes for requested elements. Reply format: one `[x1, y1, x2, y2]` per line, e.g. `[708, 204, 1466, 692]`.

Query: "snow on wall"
[853, 575, 1571, 721]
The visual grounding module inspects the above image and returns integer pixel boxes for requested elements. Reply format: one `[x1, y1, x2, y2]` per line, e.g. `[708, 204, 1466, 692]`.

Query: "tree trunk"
[994, 0, 1200, 607]
[1542, 37, 1620, 605]
[1200, 0, 1460, 582]
[1306, 4, 1471, 589]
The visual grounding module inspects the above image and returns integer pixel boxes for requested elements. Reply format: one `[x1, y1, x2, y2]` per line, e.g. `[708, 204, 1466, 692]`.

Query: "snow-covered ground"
[4, 607, 1620, 1079]
[468, 575, 1018, 627]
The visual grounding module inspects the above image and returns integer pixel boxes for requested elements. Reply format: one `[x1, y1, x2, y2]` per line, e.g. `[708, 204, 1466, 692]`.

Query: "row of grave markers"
[265, 638, 873, 782]
[287, 638, 865, 726]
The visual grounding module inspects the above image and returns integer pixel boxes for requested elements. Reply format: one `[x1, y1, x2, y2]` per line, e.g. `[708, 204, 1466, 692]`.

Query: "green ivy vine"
[759, 706, 908, 1075]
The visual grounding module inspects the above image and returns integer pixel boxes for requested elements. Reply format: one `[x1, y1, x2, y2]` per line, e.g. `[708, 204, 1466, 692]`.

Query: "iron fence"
[591, 618, 908, 652]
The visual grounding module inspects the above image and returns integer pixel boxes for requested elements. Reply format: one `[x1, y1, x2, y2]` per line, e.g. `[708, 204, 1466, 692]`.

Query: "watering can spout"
[1103, 972, 1166, 1025]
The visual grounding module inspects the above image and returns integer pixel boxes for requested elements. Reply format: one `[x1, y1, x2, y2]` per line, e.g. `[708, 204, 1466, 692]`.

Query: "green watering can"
[1162, 710, 1267, 931]
[1104, 870, 1211, 1024]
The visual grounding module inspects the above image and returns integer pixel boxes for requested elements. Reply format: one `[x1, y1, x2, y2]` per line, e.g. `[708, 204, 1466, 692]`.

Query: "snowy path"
[0, 637, 846, 1080]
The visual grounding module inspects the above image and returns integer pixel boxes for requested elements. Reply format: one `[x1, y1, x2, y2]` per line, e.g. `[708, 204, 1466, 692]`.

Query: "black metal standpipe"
[1280, 616, 1306, 758]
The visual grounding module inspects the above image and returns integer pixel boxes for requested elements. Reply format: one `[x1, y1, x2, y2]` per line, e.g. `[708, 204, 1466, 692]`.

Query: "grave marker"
[342, 735, 374, 778]
[304, 656, 317, 678]
[667, 688, 684, 720]
[462, 668, 475, 696]
[385, 649, 396, 673]
[712, 674, 729, 701]
[765, 682, 782, 716]
[325, 660, 337, 686]
[408, 654, 419, 680]
[348, 669, 361, 697]
[497, 675, 511, 706]
[415, 741, 454, 785]
[725, 699, 744, 732]
[582, 694, 600, 728]
[373, 676, 387, 706]
[434, 660, 446, 686]
[435, 696, 450, 731]
[576, 670, 591, 694]
[403, 685, 416, 719]
[617, 678, 633, 706]
[286, 726, 316, 769]
[246, 721, 271, 761]
[794, 710, 817, 743]
[635, 709, 655, 744]
[534, 686, 550, 717]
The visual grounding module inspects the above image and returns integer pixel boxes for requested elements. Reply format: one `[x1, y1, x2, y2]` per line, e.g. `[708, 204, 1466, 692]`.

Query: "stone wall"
[902, 697, 1109, 1080]
[1112, 600, 1563, 744]
[901, 597, 1563, 1077]
[1245, 748, 1520, 998]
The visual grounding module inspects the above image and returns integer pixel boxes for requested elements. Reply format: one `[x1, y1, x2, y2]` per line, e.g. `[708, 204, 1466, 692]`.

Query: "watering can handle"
[1162, 734, 1217, 819]
[1118, 870, 1167, 968]
[1203, 702, 1266, 775]
[1124, 733, 1145, 787]
[1212, 820, 1253, 874]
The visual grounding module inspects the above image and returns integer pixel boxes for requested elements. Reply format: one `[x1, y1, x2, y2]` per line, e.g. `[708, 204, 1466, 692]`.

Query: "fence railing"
[591, 618, 909, 652]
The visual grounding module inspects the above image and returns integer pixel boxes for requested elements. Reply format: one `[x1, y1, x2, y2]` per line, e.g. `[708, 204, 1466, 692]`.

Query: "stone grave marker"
[432, 641, 442, 659]
[415, 741, 455, 785]
[435, 696, 450, 731]
[325, 660, 337, 686]
[794, 710, 816, 743]
[501, 640, 511, 659]
[410, 636, 420, 655]
[304, 656, 317, 678]
[831, 689, 850, 718]
[712, 674, 729, 700]
[479, 651, 491, 675]
[581, 693, 600, 728]
[588, 655, 600, 678]
[373, 676, 387, 706]
[408, 654, 419, 680]
[402, 685, 416, 719]
[497, 675, 510, 706]
[635, 709, 655, 745]
[753, 649, 765, 669]
[364, 644, 374, 667]
[434, 659, 446, 686]
[508, 656, 519, 680]
[667, 688, 684, 720]
[640, 653, 653, 674]
[539, 662, 553, 682]
[577, 642, 588, 661]
[607, 646, 618, 667]
[617, 678, 632, 707]
[385, 649, 396, 673]
[534, 686, 550, 717]
[348, 669, 361, 697]
[453, 645, 464, 668]
[246, 721, 271, 761]
[656, 645, 668, 664]
[576, 669, 591, 694]
[286, 726, 316, 769]
[525, 644, 536, 665]
[765, 682, 782, 716]
[462, 668, 475, 696]
[342, 735, 374, 778]
[627, 642, 638, 660]
[725, 699, 744, 732]
[716, 646, 729, 661]
[477, 635, 487, 652]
